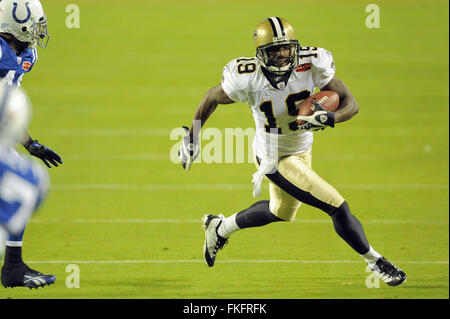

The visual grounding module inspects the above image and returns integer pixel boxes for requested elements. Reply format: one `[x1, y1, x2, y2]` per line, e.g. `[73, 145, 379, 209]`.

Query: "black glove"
[25, 140, 63, 168]
[297, 101, 335, 131]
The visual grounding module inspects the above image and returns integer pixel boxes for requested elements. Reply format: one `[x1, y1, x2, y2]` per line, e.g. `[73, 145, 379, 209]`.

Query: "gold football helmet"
[254, 17, 300, 75]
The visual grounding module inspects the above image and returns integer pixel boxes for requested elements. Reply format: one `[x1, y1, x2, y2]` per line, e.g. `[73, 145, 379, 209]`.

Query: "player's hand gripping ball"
[297, 91, 339, 131]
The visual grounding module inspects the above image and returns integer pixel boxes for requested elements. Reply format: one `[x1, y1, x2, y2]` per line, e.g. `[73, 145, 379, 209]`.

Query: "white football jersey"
[221, 47, 336, 160]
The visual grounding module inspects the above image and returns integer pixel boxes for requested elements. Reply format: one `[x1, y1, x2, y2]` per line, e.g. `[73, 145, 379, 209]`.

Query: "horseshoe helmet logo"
[12, 2, 32, 24]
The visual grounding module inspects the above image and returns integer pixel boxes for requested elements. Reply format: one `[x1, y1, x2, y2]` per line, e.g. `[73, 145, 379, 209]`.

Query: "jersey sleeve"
[311, 48, 336, 89]
[18, 48, 38, 73]
[0, 40, 16, 72]
[0, 38, 38, 85]
[221, 59, 249, 104]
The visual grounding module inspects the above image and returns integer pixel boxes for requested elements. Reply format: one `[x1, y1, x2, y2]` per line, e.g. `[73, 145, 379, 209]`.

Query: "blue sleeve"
[19, 48, 38, 72]
[0, 38, 37, 85]
[0, 39, 18, 73]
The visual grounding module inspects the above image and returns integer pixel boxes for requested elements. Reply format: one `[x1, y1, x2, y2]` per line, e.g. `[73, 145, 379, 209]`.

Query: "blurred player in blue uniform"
[0, 84, 54, 288]
[0, 0, 61, 288]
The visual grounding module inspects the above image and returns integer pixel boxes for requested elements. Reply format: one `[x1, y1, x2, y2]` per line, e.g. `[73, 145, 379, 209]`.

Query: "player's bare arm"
[188, 84, 235, 137]
[321, 76, 359, 123]
[179, 84, 234, 170]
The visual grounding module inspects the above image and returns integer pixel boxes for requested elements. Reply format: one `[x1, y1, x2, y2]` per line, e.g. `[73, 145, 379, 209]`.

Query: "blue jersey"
[0, 147, 48, 235]
[0, 37, 38, 86]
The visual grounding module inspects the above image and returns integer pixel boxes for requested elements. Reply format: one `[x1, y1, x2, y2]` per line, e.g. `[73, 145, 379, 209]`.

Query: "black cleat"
[369, 256, 407, 287]
[1, 263, 56, 289]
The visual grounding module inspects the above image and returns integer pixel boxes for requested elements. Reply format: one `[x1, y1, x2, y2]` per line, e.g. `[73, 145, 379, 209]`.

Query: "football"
[297, 91, 340, 125]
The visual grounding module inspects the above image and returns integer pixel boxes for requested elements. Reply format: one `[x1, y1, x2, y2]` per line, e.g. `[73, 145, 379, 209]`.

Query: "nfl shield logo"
[22, 61, 31, 71]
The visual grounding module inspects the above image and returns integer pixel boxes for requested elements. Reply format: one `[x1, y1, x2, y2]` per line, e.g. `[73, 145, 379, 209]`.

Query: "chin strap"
[260, 66, 292, 90]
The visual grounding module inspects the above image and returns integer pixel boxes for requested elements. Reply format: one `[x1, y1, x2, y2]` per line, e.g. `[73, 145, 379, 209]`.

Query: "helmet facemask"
[257, 39, 300, 76]
[26, 16, 49, 49]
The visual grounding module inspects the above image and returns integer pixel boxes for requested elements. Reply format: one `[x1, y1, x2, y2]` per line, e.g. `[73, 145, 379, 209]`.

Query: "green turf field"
[0, 0, 448, 300]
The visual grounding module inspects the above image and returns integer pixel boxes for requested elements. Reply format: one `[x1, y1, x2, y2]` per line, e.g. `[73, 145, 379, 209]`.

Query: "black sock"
[235, 200, 283, 228]
[3, 246, 23, 266]
[329, 201, 370, 254]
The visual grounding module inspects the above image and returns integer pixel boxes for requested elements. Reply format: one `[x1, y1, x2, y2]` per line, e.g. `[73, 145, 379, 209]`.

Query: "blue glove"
[26, 140, 63, 168]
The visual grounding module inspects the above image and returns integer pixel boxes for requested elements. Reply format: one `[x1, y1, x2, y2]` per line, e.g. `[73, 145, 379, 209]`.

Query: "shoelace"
[213, 237, 228, 253]
[376, 260, 402, 281]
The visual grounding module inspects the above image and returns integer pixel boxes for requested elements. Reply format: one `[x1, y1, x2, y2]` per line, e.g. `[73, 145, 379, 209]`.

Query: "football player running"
[0, 85, 53, 288]
[0, 0, 60, 288]
[179, 17, 406, 286]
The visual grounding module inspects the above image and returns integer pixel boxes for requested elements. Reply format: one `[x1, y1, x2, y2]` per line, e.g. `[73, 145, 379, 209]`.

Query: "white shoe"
[202, 214, 228, 267]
